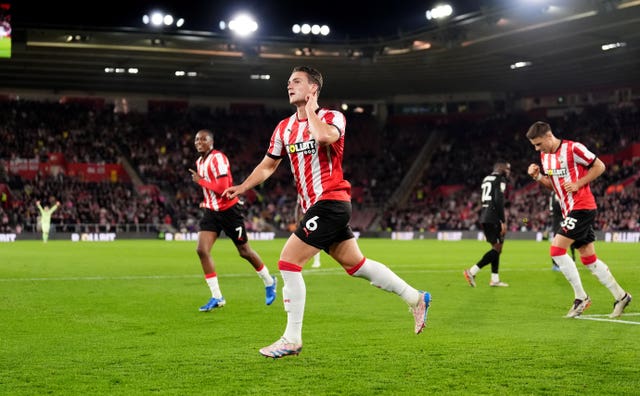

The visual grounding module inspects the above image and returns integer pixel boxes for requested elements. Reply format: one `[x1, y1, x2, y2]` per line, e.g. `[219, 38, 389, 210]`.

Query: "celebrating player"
[526, 121, 632, 318]
[190, 129, 277, 312]
[224, 66, 431, 358]
[36, 199, 60, 243]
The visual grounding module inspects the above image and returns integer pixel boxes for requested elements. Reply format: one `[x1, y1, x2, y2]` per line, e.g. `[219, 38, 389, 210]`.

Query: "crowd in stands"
[1, 98, 639, 236]
[377, 105, 640, 232]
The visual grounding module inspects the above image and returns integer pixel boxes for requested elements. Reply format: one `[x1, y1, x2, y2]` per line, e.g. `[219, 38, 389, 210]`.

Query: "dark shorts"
[557, 209, 596, 249]
[294, 200, 355, 251]
[481, 222, 504, 244]
[199, 205, 248, 245]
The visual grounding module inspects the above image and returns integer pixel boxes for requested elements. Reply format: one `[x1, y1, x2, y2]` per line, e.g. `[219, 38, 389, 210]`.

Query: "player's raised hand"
[189, 169, 200, 182]
[305, 89, 318, 114]
[527, 163, 540, 179]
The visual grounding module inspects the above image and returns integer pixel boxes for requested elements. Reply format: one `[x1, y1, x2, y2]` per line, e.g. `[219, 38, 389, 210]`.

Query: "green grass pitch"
[1, 239, 638, 395]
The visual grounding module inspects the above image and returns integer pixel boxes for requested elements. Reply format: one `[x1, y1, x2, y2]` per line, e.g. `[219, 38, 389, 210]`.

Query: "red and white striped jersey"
[196, 149, 238, 211]
[267, 109, 351, 213]
[539, 139, 597, 217]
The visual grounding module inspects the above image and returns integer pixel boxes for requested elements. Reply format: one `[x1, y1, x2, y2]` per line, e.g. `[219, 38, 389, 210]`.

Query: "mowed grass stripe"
[1, 239, 638, 395]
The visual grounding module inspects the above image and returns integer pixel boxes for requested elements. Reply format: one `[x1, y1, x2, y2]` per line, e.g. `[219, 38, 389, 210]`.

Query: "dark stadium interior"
[0, 0, 639, 237]
[4, 0, 640, 98]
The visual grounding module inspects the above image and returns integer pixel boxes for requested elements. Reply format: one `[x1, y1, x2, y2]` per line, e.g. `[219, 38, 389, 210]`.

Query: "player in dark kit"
[464, 162, 511, 287]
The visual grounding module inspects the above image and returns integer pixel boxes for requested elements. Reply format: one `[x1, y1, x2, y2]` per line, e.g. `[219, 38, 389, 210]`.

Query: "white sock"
[313, 254, 321, 266]
[553, 254, 587, 300]
[491, 273, 500, 283]
[256, 265, 274, 286]
[352, 258, 421, 306]
[586, 259, 626, 300]
[469, 265, 480, 276]
[281, 270, 305, 344]
[205, 275, 223, 299]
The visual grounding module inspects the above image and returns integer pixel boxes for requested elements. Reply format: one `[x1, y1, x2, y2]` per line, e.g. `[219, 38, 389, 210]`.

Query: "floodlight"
[228, 14, 258, 37]
[426, 4, 453, 20]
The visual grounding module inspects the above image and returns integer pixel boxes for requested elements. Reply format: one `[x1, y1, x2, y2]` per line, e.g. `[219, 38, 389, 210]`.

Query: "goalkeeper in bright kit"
[36, 200, 60, 243]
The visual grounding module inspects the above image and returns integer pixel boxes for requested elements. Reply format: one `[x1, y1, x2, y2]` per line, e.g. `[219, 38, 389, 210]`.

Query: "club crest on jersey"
[288, 139, 317, 155]
[546, 168, 568, 178]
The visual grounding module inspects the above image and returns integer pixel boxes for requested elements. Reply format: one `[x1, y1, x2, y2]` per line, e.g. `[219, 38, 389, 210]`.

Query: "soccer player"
[224, 66, 431, 358]
[36, 199, 60, 243]
[190, 129, 277, 312]
[526, 121, 632, 318]
[463, 162, 510, 287]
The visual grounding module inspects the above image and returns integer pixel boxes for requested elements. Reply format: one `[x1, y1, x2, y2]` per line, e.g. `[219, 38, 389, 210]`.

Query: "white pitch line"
[581, 313, 640, 317]
[576, 314, 640, 325]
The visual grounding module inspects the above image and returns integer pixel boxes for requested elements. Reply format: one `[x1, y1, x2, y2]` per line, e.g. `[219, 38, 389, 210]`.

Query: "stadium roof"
[16, 0, 481, 40]
[2, 0, 640, 101]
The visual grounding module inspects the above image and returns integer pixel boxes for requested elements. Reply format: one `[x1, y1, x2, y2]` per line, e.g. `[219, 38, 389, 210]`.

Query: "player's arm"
[496, 182, 507, 235]
[189, 169, 230, 195]
[305, 92, 340, 146]
[563, 158, 605, 193]
[498, 209, 507, 235]
[527, 163, 553, 190]
[224, 155, 281, 199]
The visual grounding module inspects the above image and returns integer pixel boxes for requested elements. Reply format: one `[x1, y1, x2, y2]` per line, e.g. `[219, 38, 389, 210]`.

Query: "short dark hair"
[526, 121, 551, 139]
[493, 161, 510, 174]
[198, 129, 214, 141]
[292, 66, 323, 93]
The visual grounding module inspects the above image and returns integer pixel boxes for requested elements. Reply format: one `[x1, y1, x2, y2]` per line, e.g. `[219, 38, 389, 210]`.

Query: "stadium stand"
[1, 98, 638, 236]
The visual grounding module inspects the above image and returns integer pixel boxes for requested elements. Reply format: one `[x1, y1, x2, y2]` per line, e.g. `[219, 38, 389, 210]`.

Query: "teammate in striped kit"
[190, 129, 277, 312]
[526, 121, 632, 319]
[224, 66, 431, 358]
